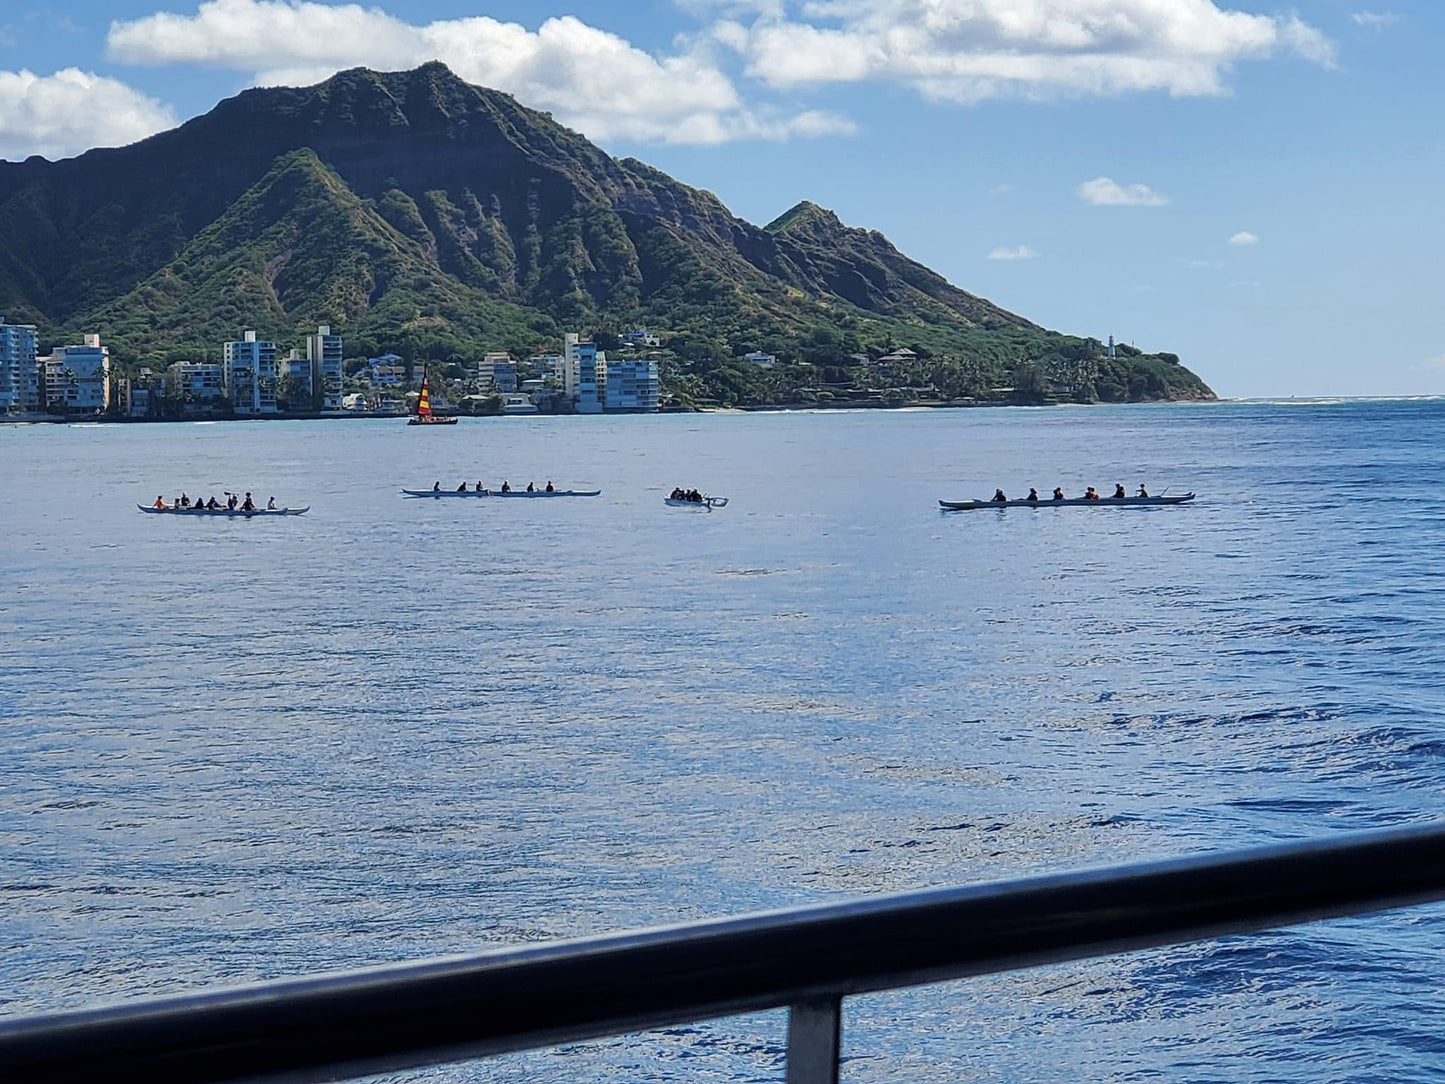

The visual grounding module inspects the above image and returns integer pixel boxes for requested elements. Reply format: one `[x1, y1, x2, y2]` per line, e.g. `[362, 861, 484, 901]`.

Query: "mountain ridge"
[0, 63, 1214, 405]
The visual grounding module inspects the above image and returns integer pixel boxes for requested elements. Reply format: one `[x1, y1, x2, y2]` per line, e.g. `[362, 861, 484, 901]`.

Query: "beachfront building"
[279, 349, 315, 404]
[481, 352, 517, 393]
[603, 356, 660, 412]
[0, 316, 37, 413]
[527, 354, 565, 385]
[38, 334, 110, 414]
[223, 331, 278, 415]
[366, 354, 405, 386]
[175, 363, 224, 401]
[743, 351, 776, 368]
[306, 325, 343, 410]
[563, 333, 604, 414]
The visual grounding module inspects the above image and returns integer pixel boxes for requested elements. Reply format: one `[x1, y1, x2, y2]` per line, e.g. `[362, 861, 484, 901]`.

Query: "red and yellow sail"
[417, 378, 433, 417]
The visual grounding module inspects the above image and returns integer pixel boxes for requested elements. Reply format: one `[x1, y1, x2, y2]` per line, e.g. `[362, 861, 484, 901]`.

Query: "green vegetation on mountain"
[0, 63, 1214, 405]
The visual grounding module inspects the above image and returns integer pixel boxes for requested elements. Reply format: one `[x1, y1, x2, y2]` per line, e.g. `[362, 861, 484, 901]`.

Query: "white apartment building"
[604, 357, 660, 412]
[306, 325, 343, 410]
[223, 330, 278, 415]
[279, 349, 315, 402]
[563, 333, 604, 414]
[39, 334, 110, 413]
[743, 351, 776, 368]
[0, 317, 37, 412]
[482, 352, 517, 393]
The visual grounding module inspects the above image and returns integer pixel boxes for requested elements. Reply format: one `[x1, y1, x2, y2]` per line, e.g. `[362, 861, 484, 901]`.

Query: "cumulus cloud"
[987, 245, 1036, 260]
[1078, 176, 1168, 206]
[106, 0, 848, 145]
[0, 68, 176, 159]
[1228, 230, 1259, 246]
[715, 0, 1336, 103]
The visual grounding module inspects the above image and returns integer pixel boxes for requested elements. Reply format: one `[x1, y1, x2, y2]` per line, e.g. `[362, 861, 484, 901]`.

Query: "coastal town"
[0, 318, 678, 421]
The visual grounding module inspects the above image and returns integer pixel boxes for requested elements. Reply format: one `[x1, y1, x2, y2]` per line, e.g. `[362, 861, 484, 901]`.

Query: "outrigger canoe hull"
[400, 489, 600, 498]
[138, 505, 309, 516]
[665, 496, 727, 510]
[939, 493, 1195, 511]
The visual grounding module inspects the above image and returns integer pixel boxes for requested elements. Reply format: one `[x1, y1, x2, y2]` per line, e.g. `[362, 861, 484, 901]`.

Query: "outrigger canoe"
[665, 496, 728, 511]
[138, 505, 309, 516]
[939, 493, 1195, 511]
[401, 488, 600, 498]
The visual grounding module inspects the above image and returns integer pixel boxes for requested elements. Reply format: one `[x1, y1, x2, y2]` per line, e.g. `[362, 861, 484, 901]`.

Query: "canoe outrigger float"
[400, 489, 600, 498]
[665, 496, 728, 511]
[138, 505, 309, 516]
[939, 493, 1195, 511]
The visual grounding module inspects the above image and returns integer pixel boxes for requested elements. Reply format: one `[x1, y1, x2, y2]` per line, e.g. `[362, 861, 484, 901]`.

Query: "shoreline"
[0, 396, 1223, 426]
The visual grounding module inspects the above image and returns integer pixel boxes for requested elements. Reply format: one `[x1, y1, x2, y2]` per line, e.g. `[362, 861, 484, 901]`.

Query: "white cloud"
[106, 0, 848, 145]
[1351, 11, 1400, 31]
[0, 68, 176, 160]
[1078, 176, 1168, 206]
[716, 0, 1335, 103]
[987, 245, 1036, 260]
[1228, 230, 1259, 246]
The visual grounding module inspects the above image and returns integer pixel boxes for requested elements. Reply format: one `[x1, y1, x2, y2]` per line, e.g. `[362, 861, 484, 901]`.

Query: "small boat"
[407, 374, 458, 425]
[401, 488, 600, 498]
[138, 505, 309, 516]
[665, 496, 728, 511]
[939, 493, 1195, 511]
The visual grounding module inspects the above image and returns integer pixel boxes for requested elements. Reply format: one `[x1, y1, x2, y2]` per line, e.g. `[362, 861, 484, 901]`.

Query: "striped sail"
[417, 379, 432, 417]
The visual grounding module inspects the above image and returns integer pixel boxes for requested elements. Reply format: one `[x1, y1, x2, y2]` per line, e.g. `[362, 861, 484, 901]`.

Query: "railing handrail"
[6, 824, 1445, 1084]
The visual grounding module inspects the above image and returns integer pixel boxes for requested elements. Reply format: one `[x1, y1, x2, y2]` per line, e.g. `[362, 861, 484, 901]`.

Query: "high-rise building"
[482, 352, 517, 393]
[603, 357, 660, 412]
[175, 363, 225, 401]
[223, 331, 279, 415]
[0, 316, 38, 413]
[38, 334, 110, 414]
[306, 325, 343, 410]
[564, 333, 604, 414]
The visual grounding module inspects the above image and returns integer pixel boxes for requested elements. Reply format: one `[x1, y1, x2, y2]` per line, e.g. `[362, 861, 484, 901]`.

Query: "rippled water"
[3, 401, 1445, 1082]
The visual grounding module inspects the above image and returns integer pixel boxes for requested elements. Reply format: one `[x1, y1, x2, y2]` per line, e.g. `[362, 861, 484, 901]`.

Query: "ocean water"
[3, 400, 1445, 1082]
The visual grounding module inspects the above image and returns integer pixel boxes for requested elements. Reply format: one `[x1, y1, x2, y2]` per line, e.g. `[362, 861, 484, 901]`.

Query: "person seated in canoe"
[207, 496, 220, 510]
[1052, 487, 1065, 500]
[1137, 484, 1149, 498]
[1083, 486, 1100, 500]
[153, 495, 166, 509]
[669, 488, 682, 499]
[1026, 487, 1039, 501]
[179, 493, 190, 508]
[227, 493, 238, 510]
[476, 481, 484, 492]
[456, 482, 467, 491]
[526, 482, 535, 492]
[992, 488, 1007, 503]
[1112, 483, 1126, 499]
[690, 489, 703, 502]
[241, 492, 255, 511]
[432, 481, 440, 492]
[267, 497, 277, 510]
[500, 481, 511, 492]
[545, 481, 555, 492]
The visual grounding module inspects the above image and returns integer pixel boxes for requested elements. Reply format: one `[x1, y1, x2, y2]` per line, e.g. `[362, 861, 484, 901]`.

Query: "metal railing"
[5, 824, 1445, 1084]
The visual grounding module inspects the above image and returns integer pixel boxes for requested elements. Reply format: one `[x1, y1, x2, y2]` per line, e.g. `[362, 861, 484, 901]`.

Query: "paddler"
[1112, 483, 1126, 499]
[267, 497, 277, 510]
[153, 495, 166, 509]
[992, 488, 1007, 503]
[545, 481, 555, 492]
[241, 492, 255, 511]
[1053, 487, 1065, 500]
[1026, 487, 1039, 501]
[1137, 484, 1149, 497]
[1084, 486, 1100, 500]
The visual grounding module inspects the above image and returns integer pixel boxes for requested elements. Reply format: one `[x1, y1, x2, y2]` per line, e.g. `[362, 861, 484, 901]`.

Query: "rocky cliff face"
[0, 63, 1213, 401]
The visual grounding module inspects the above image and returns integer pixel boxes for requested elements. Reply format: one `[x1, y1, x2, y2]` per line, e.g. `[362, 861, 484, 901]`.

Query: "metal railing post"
[786, 997, 841, 1084]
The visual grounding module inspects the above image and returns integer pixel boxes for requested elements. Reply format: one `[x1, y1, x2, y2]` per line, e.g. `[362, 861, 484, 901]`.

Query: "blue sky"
[1, 1, 1440, 398]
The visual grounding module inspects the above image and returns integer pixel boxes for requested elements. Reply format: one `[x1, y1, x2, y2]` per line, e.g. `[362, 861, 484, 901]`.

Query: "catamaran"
[408, 374, 457, 425]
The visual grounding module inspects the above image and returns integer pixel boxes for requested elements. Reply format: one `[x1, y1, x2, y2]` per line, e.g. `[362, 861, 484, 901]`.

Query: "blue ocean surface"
[3, 400, 1445, 1082]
